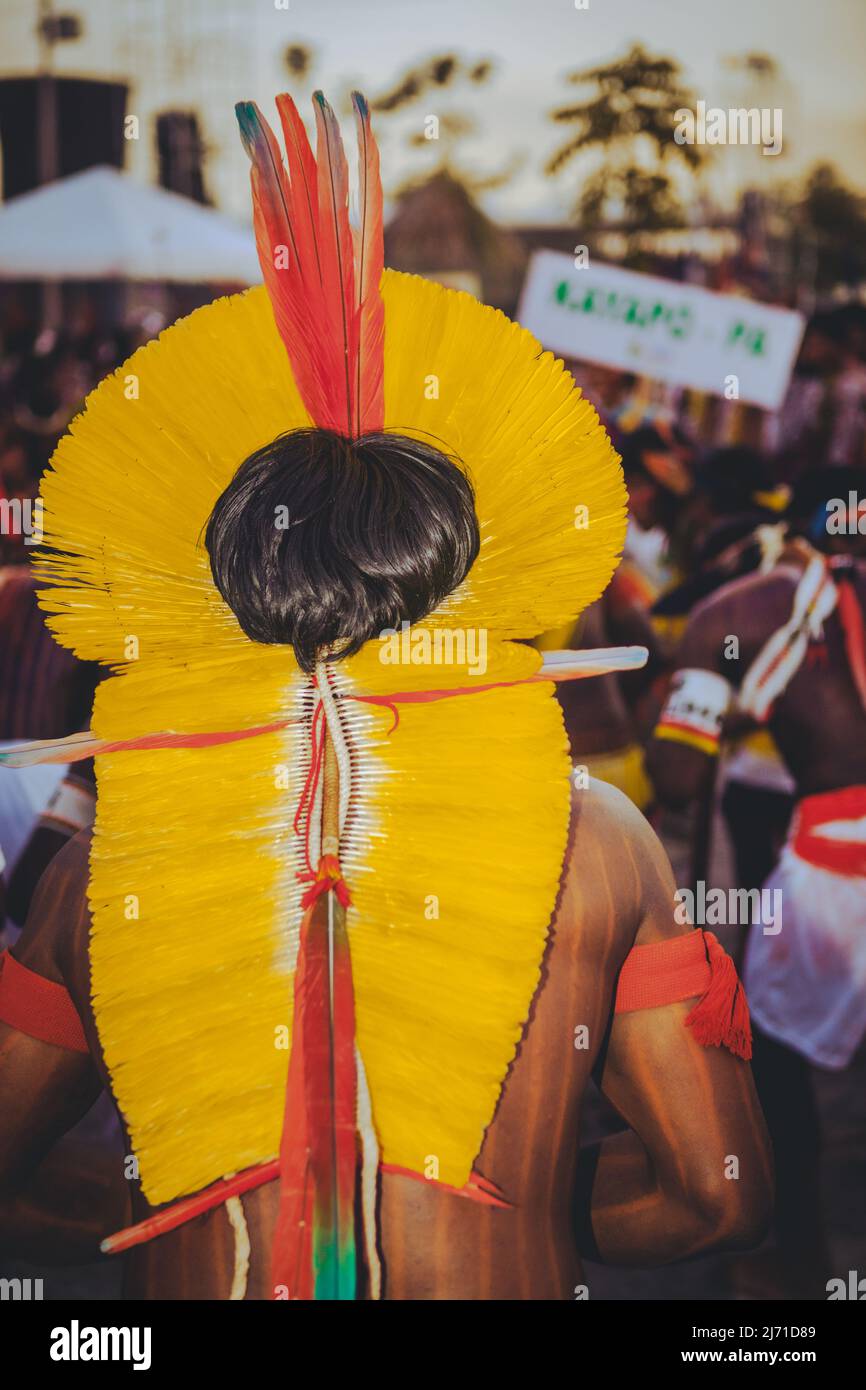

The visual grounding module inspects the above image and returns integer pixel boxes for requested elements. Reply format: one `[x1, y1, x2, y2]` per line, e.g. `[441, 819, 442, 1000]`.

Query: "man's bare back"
[0, 782, 770, 1299]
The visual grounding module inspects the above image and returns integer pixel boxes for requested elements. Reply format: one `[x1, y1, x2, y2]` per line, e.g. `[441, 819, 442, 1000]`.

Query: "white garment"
[723, 744, 796, 796]
[0, 747, 65, 880]
[745, 827, 866, 1070]
[738, 555, 837, 723]
[623, 519, 674, 596]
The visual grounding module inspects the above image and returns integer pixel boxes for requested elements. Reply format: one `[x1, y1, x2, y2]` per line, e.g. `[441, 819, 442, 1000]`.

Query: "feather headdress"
[13, 92, 637, 1299]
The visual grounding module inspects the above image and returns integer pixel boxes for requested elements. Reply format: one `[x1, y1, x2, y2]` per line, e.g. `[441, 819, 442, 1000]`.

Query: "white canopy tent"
[0, 165, 260, 284]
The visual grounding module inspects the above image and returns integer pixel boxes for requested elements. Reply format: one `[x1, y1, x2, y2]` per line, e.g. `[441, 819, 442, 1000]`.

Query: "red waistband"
[793, 785, 866, 876]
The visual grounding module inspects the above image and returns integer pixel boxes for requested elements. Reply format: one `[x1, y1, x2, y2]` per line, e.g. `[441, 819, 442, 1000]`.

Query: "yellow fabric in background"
[579, 743, 653, 812]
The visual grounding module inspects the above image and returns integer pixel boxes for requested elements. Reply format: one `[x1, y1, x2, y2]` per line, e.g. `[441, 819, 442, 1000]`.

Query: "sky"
[2, 0, 866, 222]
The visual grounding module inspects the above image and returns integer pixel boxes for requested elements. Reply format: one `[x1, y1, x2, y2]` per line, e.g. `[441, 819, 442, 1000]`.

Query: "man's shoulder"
[680, 564, 803, 671]
[12, 829, 93, 984]
[43, 827, 93, 892]
[562, 779, 658, 957]
[570, 775, 649, 852]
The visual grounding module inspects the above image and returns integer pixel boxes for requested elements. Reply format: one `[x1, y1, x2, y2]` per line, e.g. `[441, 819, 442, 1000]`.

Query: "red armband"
[614, 929, 751, 1060]
[0, 951, 89, 1053]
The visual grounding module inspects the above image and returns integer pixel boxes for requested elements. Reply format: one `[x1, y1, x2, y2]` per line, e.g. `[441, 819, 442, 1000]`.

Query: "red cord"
[293, 678, 351, 905]
[292, 700, 325, 875]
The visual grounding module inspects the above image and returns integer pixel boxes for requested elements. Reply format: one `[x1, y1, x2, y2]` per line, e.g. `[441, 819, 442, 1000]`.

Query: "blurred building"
[0, 75, 127, 198]
[0, 0, 261, 209]
[385, 170, 525, 310]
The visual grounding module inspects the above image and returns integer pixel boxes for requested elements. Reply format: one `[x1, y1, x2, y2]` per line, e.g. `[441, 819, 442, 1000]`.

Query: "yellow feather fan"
[36, 272, 625, 1203]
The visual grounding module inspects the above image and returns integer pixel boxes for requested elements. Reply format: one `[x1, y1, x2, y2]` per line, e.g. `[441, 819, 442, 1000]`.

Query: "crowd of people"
[1, 285, 865, 1300]
[548, 314, 866, 1298]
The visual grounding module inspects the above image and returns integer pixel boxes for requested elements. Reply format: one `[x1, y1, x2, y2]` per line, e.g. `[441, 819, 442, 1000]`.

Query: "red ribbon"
[297, 853, 352, 909]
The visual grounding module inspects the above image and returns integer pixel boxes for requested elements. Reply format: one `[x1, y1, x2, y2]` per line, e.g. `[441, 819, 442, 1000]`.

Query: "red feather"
[236, 92, 385, 439]
[271, 906, 316, 1300]
[313, 92, 358, 437]
[351, 92, 385, 435]
[236, 100, 333, 432]
[271, 889, 358, 1300]
[303, 894, 358, 1295]
[275, 93, 322, 288]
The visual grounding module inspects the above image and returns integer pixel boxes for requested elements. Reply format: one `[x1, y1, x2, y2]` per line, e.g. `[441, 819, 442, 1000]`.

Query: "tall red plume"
[271, 895, 358, 1300]
[236, 91, 385, 438]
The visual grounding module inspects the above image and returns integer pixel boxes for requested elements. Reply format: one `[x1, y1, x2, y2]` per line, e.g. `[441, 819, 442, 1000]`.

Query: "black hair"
[205, 428, 480, 672]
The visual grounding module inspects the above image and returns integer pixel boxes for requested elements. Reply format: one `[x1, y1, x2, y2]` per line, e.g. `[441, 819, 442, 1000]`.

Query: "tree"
[371, 55, 492, 113]
[794, 163, 866, 291]
[368, 54, 516, 196]
[283, 44, 315, 81]
[547, 44, 707, 250]
[271, 50, 517, 200]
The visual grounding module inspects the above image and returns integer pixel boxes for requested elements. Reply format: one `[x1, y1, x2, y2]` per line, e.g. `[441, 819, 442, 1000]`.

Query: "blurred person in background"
[653, 447, 797, 915]
[771, 307, 866, 479]
[617, 423, 695, 615]
[0, 570, 100, 947]
[536, 594, 663, 813]
[647, 466, 866, 1298]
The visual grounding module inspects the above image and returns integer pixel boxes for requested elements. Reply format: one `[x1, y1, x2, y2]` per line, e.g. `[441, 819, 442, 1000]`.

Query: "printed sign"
[518, 250, 804, 410]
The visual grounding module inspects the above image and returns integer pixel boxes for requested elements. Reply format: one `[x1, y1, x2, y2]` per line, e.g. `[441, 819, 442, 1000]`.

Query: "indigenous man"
[0, 91, 770, 1300]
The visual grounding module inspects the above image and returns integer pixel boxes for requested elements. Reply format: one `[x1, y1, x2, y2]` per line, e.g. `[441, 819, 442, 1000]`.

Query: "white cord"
[225, 1192, 250, 1301]
[356, 1045, 382, 1299]
[314, 659, 352, 838]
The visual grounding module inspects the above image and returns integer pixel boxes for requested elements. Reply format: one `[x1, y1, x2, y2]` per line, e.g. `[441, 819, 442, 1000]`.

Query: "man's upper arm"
[599, 815, 771, 1215]
[646, 591, 738, 806]
[0, 834, 101, 1193]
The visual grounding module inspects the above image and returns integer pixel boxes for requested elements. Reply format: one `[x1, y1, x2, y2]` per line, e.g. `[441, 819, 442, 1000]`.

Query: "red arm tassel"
[685, 931, 752, 1060]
